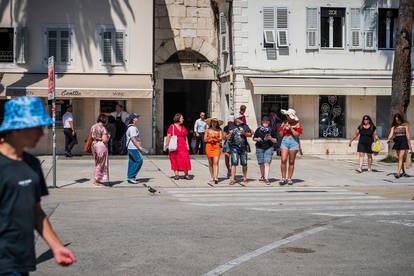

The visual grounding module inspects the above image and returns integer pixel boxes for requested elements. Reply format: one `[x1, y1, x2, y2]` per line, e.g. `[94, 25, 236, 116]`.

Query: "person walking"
[166, 113, 192, 180]
[194, 112, 207, 154]
[62, 105, 77, 157]
[91, 114, 110, 186]
[387, 113, 413, 178]
[205, 118, 223, 185]
[223, 115, 235, 178]
[253, 116, 277, 184]
[125, 113, 147, 184]
[104, 104, 129, 154]
[279, 109, 302, 185]
[227, 114, 252, 186]
[0, 97, 76, 275]
[349, 115, 379, 173]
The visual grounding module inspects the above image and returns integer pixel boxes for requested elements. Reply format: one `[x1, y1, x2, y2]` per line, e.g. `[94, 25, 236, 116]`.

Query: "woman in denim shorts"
[278, 109, 303, 185]
[253, 116, 277, 184]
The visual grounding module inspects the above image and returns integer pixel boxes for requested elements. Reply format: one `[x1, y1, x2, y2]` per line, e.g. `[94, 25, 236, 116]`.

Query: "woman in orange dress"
[204, 118, 223, 185]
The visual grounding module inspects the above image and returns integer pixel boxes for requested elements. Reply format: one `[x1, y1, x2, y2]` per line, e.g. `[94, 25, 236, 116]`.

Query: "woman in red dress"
[166, 113, 192, 180]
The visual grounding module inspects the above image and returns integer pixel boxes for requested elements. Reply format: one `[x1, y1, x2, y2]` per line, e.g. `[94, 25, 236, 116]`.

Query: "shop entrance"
[163, 79, 211, 135]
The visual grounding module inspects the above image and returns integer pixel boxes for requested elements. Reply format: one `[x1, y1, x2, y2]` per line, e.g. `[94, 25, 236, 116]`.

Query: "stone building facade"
[154, 0, 222, 152]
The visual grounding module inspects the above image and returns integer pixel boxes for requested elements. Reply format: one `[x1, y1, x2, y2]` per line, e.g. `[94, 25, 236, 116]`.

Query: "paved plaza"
[33, 155, 414, 275]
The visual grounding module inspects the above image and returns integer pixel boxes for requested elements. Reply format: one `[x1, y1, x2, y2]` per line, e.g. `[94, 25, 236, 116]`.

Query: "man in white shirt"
[193, 112, 207, 154]
[110, 104, 130, 125]
[62, 105, 77, 157]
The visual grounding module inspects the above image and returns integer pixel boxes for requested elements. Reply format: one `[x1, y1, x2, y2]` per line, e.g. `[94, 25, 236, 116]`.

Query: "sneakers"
[127, 179, 138, 184]
[279, 178, 287, 186]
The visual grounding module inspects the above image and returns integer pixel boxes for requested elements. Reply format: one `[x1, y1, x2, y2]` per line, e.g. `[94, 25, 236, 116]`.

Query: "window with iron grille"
[0, 28, 14, 63]
[46, 28, 72, 65]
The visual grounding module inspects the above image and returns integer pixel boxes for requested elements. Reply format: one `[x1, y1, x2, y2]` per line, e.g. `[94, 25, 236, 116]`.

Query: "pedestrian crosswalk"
[165, 187, 414, 217]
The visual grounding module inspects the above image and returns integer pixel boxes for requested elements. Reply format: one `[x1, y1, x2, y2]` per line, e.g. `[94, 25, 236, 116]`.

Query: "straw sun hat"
[206, 118, 224, 126]
[281, 108, 299, 121]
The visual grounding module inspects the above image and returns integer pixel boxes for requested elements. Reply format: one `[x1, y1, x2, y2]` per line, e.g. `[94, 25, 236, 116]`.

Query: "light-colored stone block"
[186, 7, 198, 17]
[199, 40, 214, 57]
[180, 17, 197, 28]
[192, 37, 204, 51]
[197, 17, 214, 29]
[167, 5, 186, 17]
[197, 7, 212, 17]
[197, 0, 210, 7]
[184, 0, 197, 7]
[197, 29, 210, 37]
[181, 29, 197, 37]
[184, 37, 193, 48]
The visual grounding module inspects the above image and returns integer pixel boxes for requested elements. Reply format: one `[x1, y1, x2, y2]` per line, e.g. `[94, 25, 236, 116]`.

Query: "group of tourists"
[164, 107, 303, 186]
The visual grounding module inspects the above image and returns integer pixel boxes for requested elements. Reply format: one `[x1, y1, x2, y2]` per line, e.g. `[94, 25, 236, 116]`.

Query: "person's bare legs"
[213, 156, 220, 181]
[367, 153, 373, 171]
[225, 153, 231, 177]
[287, 150, 298, 180]
[264, 163, 270, 180]
[397, 150, 405, 176]
[242, 165, 248, 182]
[207, 157, 214, 181]
[280, 148, 289, 180]
[230, 165, 237, 184]
[358, 152, 364, 172]
[259, 164, 265, 179]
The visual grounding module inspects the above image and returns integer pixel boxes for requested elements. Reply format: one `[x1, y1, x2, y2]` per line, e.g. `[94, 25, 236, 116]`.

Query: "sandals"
[287, 179, 293, 185]
[279, 179, 287, 186]
[240, 179, 248, 187]
[264, 179, 271, 185]
[173, 175, 180, 180]
[184, 175, 191, 180]
[229, 179, 236, 185]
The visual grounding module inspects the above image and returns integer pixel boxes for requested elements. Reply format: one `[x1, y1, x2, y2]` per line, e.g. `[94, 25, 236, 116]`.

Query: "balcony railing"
[0, 50, 13, 62]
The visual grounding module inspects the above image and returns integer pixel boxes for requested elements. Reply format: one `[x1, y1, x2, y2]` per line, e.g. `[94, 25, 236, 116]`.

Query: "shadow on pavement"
[36, 243, 71, 265]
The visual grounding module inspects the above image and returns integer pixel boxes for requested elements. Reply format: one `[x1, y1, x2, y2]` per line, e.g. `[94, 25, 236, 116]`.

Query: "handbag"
[84, 131, 93, 154]
[371, 140, 381, 153]
[163, 125, 178, 152]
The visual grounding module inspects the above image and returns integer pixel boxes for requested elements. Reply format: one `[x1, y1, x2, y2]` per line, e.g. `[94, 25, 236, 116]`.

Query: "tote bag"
[84, 131, 93, 154]
[163, 125, 178, 152]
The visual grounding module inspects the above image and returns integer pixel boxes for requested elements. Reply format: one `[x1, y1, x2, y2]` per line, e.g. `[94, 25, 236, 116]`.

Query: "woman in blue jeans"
[253, 116, 277, 184]
[278, 109, 303, 185]
[125, 113, 147, 184]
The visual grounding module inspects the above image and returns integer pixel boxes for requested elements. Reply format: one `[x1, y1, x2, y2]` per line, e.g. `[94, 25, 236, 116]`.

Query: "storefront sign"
[48, 57, 55, 100]
[61, 90, 82, 97]
[112, 91, 125, 97]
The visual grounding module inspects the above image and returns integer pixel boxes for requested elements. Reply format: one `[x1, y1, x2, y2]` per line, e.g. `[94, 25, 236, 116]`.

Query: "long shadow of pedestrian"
[57, 178, 90, 188]
[36, 243, 71, 265]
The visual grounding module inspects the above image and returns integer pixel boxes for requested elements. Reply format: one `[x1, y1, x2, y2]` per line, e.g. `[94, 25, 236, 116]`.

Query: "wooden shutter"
[102, 31, 112, 64]
[59, 29, 70, 64]
[363, 8, 377, 50]
[47, 30, 57, 59]
[115, 31, 125, 64]
[15, 27, 27, 64]
[263, 7, 276, 45]
[276, 8, 288, 47]
[349, 8, 362, 49]
[306, 8, 319, 49]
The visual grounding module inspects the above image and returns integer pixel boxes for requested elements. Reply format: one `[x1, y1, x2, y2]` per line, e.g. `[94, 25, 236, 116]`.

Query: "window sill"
[320, 47, 345, 50]
[378, 48, 395, 51]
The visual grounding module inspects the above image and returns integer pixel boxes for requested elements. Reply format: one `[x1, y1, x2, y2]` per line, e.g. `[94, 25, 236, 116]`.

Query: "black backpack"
[120, 125, 135, 155]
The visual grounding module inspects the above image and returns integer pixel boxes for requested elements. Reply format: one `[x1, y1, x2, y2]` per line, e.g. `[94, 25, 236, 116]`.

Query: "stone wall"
[155, 0, 219, 63]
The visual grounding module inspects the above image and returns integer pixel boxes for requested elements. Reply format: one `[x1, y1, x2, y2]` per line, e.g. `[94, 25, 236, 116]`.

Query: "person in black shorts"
[0, 97, 76, 276]
[387, 113, 413, 178]
[349, 115, 378, 173]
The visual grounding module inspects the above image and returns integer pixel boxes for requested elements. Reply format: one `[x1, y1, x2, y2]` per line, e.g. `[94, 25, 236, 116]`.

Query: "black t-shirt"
[254, 126, 277, 150]
[358, 125, 376, 145]
[0, 152, 48, 273]
[228, 123, 251, 150]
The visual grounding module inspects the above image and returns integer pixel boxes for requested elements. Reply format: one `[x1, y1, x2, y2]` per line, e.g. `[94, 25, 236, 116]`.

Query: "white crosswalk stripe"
[165, 187, 414, 217]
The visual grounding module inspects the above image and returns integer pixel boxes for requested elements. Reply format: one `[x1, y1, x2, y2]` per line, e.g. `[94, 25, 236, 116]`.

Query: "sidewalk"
[38, 154, 413, 189]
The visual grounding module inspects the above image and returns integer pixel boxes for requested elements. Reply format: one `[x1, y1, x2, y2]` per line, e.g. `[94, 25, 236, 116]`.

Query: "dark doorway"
[163, 80, 211, 135]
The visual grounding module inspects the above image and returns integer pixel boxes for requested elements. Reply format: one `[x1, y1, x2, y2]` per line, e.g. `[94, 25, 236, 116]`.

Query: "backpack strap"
[126, 124, 136, 148]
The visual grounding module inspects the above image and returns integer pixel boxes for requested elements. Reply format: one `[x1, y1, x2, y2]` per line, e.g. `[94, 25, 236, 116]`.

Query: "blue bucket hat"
[0, 96, 53, 132]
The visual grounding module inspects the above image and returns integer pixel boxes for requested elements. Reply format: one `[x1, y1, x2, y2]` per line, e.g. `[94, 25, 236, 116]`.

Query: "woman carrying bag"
[165, 113, 192, 180]
[349, 115, 379, 173]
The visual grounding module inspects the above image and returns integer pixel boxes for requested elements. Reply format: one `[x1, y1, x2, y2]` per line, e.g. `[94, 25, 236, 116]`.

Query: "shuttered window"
[46, 28, 72, 65]
[263, 7, 276, 46]
[220, 13, 228, 53]
[15, 27, 27, 64]
[99, 28, 126, 66]
[349, 8, 362, 49]
[306, 8, 318, 49]
[363, 8, 377, 50]
[276, 8, 288, 47]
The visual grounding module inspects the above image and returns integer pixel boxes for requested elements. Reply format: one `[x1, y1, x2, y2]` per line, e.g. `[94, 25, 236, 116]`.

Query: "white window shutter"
[59, 29, 70, 64]
[47, 30, 57, 59]
[306, 8, 319, 49]
[220, 12, 227, 35]
[220, 13, 229, 53]
[102, 31, 112, 64]
[263, 7, 276, 45]
[15, 27, 27, 64]
[276, 8, 288, 47]
[115, 31, 125, 64]
[349, 8, 362, 49]
[363, 8, 377, 50]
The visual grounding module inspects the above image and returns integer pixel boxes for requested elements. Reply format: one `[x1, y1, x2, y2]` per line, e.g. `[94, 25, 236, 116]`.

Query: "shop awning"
[248, 77, 413, 96]
[0, 73, 153, 98]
